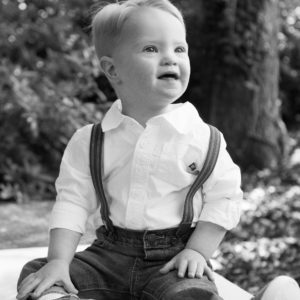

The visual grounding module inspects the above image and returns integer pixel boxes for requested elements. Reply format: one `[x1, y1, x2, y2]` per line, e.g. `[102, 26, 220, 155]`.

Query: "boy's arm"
[17, 228, 81, 300]
[48, 228, 82, 263]
[186, 221, 226, 260]
[160, 127, 241, 280]
[160, 221, 226, 280]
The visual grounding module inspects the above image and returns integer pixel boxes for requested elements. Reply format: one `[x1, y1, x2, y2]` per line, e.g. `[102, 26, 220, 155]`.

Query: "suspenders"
[90, 123, 114, 232]
[177, 125, 221, 236]
[90, 123, 221, 235]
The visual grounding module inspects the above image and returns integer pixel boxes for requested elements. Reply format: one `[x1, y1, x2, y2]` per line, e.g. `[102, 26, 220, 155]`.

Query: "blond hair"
[91, 0, 185, 59]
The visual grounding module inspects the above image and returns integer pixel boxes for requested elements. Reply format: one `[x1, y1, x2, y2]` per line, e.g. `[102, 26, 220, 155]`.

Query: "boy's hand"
[159, 248, 214, 281]
[17, 259, 78, 300]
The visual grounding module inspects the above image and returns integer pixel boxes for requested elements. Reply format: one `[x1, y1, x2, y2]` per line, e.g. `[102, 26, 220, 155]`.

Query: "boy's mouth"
[158, 72, 179, 80]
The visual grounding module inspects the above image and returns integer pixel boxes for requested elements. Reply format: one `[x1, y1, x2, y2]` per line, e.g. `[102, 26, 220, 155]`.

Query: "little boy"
[17, 0, 242, 299]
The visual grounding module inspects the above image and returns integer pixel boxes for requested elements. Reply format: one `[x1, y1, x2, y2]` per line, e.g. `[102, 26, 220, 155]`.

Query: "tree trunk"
[180, 0, 289, 169]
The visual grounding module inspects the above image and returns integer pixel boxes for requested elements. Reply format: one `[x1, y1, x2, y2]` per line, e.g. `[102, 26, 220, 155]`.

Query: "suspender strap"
[90, 123, 114, 233]
[176, 125, 221, 236]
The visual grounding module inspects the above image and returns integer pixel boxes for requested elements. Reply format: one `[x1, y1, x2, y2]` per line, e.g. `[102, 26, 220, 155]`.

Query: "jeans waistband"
[96, 225, 194, 248]
[95, 225, 194, 260]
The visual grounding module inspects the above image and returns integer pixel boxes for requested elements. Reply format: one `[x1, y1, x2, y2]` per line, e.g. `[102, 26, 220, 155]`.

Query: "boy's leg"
[17, 242, 137, 300]
[18, 258, 73, 299]
[70, 243, 136, 300]
[141, 269, 223, 300]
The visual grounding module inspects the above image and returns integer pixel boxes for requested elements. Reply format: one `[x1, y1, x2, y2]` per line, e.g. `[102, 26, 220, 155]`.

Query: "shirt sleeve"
[49, 124, 100, 234]
[198, 132, 243, 230]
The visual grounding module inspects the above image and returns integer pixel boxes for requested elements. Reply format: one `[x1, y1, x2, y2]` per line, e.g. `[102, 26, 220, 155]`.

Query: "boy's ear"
[99, 56, 120, 83]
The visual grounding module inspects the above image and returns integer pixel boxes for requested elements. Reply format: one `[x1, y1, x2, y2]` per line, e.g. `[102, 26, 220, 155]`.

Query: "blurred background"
[1, 0, 300, 294]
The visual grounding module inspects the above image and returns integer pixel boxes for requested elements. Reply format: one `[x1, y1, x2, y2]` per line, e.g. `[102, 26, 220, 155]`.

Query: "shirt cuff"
[199, 196, 242, 230]
[49, 201, 90, 234]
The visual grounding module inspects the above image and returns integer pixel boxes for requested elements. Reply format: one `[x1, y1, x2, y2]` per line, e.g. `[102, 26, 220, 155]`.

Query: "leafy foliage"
[0, 0, 111, 201]
[215, 162, 300, 293]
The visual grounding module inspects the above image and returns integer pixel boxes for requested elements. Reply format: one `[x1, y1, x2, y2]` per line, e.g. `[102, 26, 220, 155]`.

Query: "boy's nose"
[160, 53, 177, 66]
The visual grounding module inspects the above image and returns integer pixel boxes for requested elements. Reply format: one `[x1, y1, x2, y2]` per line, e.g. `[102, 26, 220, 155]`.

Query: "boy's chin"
[158, 92, 183, 103]
[156, 95, 179, 105]
[159, 86, 186, 98]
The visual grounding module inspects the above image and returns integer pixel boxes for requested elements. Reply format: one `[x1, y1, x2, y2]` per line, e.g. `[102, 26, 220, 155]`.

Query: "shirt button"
[140, 140, 147, 148]
[138, 157, 149, 166]
[136, 167, 146, 177]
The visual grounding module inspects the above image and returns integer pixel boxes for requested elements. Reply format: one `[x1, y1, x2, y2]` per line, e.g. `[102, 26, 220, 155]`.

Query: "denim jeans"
[18, 226, 222, 300]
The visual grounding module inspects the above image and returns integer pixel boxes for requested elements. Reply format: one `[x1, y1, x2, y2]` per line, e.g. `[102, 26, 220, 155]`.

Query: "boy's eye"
[143, 46, 158, 52]
[175, 46, 187, 53]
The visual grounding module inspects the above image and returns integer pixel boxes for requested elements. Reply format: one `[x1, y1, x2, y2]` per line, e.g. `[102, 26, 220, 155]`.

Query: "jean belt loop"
[176, 222, 191, 238]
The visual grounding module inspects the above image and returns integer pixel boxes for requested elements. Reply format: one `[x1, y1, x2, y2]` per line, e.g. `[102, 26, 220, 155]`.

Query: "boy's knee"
[162, 282, 221, 300]
[144, 273, 221, 300]
[163, 289, 220, 300]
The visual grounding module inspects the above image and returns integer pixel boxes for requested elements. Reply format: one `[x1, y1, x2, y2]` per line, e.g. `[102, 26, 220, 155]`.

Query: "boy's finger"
[204, 266, 215, 282]
[177, 259, 188, 278]
[64, 279, 78, 294]
[195, 263, 204, 279]
[187, 261, 197, 278]
[18, 273, 37, 292]
[17, 277, 41, 299]
[32, 278, 56, 298]
[159, 259, 175, 274]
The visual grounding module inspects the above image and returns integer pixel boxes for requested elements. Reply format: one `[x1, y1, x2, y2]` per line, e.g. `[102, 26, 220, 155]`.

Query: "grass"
[0, 200, 95, 249]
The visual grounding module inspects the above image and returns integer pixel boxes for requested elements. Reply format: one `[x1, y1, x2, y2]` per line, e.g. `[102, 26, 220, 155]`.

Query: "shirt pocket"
[154, 142, 199, 189]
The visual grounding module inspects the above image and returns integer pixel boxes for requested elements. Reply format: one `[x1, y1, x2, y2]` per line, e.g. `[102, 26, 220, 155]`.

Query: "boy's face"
[110, 7, 190, 112]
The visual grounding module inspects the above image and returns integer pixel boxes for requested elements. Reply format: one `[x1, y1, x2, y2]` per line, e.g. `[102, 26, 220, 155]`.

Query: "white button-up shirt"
[50, 100, 242, 233]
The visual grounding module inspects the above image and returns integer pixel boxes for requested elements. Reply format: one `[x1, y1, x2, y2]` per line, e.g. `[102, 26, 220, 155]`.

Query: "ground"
[0, 201, 95, 249]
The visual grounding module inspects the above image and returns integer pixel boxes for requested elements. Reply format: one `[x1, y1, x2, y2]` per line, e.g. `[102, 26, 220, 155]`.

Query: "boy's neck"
[122, 103, 174, 127]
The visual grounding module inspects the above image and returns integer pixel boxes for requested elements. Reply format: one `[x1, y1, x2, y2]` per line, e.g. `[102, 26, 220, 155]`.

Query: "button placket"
[125, 188, 146, 228]
[125, 129, 157, 228]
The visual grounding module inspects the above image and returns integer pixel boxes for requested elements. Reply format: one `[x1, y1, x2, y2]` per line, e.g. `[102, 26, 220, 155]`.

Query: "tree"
[279, 0, 300, 126]
[177, 0, 290, 169]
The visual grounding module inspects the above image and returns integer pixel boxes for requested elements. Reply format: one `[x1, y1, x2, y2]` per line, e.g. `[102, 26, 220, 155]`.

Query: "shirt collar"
[101, 99, 124, 132]
[101, 99, 201, 134]
[150, 101, 201, 134]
